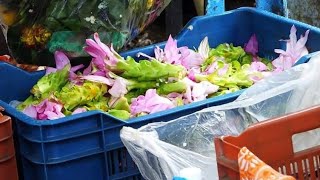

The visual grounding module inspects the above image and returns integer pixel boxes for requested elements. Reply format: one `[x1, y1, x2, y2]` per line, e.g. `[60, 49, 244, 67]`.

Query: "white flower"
[85, 16, 96, 24]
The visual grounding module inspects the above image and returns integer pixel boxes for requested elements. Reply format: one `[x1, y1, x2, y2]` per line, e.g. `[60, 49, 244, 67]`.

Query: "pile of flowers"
[16, 25, 309, 120]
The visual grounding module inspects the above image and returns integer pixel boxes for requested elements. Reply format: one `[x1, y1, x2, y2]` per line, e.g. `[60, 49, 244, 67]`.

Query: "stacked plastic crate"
[0, 107, 18, 180]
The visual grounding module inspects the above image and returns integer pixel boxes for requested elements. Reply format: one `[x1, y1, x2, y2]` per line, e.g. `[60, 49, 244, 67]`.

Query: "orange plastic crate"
[0, 107, 18, 180]
[214, 106, 320, 180]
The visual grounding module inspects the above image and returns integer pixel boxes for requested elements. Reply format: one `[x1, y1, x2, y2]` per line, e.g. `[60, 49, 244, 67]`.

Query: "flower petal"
[180, 49, 204, 69]
[198, 37, 210, 59]
[130, 89, 175, 116]
[72, 108, 87, 115]
[54, 51, 70, 70]
[23, 106, 37, 119]
[81, 75, 114, 86]
[45, 67, 57, 75]
[71, 64, 85, 72]
[244, 34, 258, 56]
[250, 61, 267, 72]
[108, 78, 128, 97]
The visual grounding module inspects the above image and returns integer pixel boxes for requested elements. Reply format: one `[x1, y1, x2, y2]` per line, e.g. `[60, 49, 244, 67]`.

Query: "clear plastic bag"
[120, 52, 320, 180]
[0, 0, 171, 64]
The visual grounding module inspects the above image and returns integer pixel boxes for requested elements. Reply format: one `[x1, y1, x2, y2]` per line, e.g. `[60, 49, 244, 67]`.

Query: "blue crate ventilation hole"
[0, 8, 320, 180]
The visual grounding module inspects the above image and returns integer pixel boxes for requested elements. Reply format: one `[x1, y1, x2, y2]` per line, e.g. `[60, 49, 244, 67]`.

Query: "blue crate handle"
[206, 0, 288, 16]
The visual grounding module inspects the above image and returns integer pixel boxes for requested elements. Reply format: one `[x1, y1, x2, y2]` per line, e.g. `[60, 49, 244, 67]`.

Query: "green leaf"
[108, 109, 130, 120]
[260, 57, 274, 71]
[84, 97, 109, 112]
[16, 95, 40, 111]
[55, 81, 108, 111]
[116, 57, 187, 81]
[157, 81, 187, 95]
[108, 97, 130, 112]
[31, 65, 70, 99]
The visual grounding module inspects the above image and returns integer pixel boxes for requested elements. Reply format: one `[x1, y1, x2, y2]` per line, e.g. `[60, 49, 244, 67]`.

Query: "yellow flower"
[21, 25, 51, 49]
[0, 5, 17, 26]
[147, 0, 154, 9]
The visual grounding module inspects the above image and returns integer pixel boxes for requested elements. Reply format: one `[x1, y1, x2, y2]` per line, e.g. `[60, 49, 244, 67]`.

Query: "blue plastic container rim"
[0, 7, 319, 126]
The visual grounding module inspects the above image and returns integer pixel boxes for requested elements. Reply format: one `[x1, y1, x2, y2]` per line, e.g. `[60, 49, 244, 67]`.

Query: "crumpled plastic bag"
[120, 52, 320, 180]
[0, 0, 171, 64]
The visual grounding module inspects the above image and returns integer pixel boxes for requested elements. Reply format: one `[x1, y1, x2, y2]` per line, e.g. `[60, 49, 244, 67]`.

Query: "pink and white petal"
[164, 35, 178, 52]
[83, 62, 93, 75]
[45, 111, 65, 120]
[54, 51, 70, 70]
[35, 100, 48, 114]
[244, 34, 258, 55]
[205, 61, 218, 74]
[84, 46, 104, 58]
[218, 64, 230, 76]
[295, 30, 310, 52]
[198, 37, 210, 59]
[289, 25, 298, 46]
[250, 62, 267, 72]
[81, 75, 114, 86]
[72, 108, 87, 115]
[23, 106, 37, 119]
[274, 48, 288, 55]
[71, 64, 85, 72]
[154, 46, 164, 60]
[38, 113, 48, 120]
[108, 78, 128, 97]
[45, 67, 57, 75]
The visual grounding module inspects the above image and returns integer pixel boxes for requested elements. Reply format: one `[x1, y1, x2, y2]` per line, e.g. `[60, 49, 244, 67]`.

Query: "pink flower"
[167, 92, 184, 106]
[23, 99, 65, 120]
[130, 89, 175, 116]
[188, 67, 201, 81]
[80, 75, 114, 86]
[72, 108, 87, 115]
[180, 37, 209, 70]
[154, 35, 187, 65]
[273, 25, 309, 72]
[180, 49, 204, 69]
[244, 34, 258, 56]
[84, 33, 123, 73]
[250, 61, 267, 72]
[183, 77, 219, 103]
[46, 51, 85, 83]
[204, 59, 228, 76]
[46, 51, 84, 75]
[272, 55, 293, 72]
[108, 77, 128, 98]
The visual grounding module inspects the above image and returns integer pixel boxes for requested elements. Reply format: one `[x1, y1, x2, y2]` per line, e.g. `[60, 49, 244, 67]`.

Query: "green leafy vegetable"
[16, 95, 40, 111]
[55, 81, 108, 111]
[31, 65, 70, 99]
[116, 57, 187, 81]
[108, 97, 130, 112]
[196, 63, 253, 89]
[157, 81, 187, 95]
[108, 109, 130, 120]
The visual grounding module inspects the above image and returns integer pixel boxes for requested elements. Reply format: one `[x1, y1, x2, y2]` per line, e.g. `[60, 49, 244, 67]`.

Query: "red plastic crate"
[214, 106, 320, 180]
[0, 107, 18, 180]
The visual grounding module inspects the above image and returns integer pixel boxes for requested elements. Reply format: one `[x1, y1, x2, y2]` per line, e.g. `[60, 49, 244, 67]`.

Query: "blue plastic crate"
[0, 8, 320, 180]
